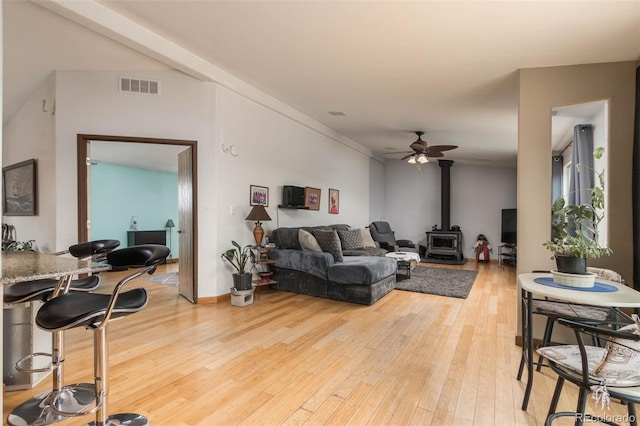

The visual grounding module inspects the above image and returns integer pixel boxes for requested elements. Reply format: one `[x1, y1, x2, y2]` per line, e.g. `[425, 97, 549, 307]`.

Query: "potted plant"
[543, 147, 611, 275]
[221, 241, 255, 291]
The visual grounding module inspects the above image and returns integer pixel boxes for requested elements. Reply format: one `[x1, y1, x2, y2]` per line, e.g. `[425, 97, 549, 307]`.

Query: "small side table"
[253, 248, 277, 299]
[385, 252, 420, 278]
[498, 244, 517, 266]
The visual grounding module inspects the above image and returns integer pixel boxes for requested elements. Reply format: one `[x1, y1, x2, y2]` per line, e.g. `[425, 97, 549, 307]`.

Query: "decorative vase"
[551, 270, 597, 288]
[555, 255, 587, 275]
[232, 273, 253, 291]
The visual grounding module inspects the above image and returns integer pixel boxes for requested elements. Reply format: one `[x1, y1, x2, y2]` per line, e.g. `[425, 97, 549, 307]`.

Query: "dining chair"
[538, 317, 640, 426]
[532, 268, 633, 372]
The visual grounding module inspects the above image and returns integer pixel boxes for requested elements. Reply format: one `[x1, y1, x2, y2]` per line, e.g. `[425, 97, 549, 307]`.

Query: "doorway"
[77, 134, 198, 303]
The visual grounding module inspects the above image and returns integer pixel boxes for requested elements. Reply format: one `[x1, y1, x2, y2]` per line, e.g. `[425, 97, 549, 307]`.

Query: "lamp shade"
[165, 219, 175, 228]
[245, 205, 272, 222]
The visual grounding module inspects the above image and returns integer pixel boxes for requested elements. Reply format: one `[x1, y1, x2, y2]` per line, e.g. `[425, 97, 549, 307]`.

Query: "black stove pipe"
[438, 160, 454, 231]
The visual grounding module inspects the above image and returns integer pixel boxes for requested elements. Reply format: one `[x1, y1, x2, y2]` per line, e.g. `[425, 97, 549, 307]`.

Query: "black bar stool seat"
[4, 276, 100, 304]
[36, 289, 148, 331]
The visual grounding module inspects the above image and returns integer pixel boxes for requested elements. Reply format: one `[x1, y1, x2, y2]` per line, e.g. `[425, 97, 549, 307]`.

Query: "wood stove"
[422, 160, 466, 265]
[425, 231, 464, 263]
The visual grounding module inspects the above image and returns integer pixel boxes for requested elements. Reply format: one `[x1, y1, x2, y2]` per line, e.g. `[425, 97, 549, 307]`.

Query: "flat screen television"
[501, 208, 517, 245]
[282, 185, 305, 207]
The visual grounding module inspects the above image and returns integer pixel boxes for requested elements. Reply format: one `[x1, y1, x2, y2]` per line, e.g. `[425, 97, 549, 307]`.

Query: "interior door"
[178, 148, 195, 302]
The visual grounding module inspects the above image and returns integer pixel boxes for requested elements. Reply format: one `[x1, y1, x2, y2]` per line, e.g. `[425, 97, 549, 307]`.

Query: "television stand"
[498, 244, 516, 266]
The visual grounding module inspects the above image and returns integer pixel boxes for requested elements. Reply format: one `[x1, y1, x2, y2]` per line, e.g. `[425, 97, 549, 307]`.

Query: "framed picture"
[3, 159, 37, 216]
[250, 185, 269, 206]
[304, 187, 321, 211]
[328, 188, 339, 214]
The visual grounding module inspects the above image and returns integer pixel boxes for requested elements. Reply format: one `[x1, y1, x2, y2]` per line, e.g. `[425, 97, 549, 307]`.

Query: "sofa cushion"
[338, 229, 363, 250]
[299, 229, 322, 252]
[313, 229, 344, 262]
[267, 249, 333, 280]
[327, 256, 397, 285]
[360, 228, 377, 248]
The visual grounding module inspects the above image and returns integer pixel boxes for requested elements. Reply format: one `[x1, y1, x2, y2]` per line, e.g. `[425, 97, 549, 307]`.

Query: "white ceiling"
[4, 1, 640, 168]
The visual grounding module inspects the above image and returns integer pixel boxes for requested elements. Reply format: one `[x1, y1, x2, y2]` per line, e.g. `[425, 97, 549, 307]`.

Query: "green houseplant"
[543, 147, 611, 274]
[221, 241, 255, 291]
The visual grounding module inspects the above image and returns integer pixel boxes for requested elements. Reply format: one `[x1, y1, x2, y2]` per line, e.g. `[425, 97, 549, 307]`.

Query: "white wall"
[368, 157, 385, 223]
[518, 61, 636, 283]
[54, 69, 218, 296]
[452, 164, 517, 258]
[2, 74, 57, 251]
[383, 159, 517, 255]
[215, 87, 372, 295]
[4, 69, 376, 299]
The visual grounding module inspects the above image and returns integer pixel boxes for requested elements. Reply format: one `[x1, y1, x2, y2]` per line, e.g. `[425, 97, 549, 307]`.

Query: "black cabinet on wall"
[127, 230, 166, 247]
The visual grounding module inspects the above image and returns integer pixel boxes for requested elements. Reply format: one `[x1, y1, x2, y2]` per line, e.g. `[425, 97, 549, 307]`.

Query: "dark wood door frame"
[77, 134, 198, 301]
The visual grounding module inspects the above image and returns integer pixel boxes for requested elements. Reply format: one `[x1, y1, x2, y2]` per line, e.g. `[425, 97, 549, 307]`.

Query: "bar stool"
[6, 239, 120, 426]
[34, 244, 169, 426]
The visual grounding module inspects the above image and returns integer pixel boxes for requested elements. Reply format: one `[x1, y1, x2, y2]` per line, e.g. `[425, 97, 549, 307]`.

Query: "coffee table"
[385, 251, 421, 278]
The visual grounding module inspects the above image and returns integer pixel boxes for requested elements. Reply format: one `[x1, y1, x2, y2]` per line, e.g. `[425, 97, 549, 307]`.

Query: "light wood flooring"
[3, 261, 634, 425]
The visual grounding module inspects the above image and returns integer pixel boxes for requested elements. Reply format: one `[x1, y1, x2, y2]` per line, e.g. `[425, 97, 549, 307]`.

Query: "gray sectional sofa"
[267, 225, 397, 305]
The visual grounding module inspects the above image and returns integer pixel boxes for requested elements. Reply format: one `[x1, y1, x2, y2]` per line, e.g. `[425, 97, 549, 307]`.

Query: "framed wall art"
[304, 187, 321, 211]
[250, 185, 269, 206]
[328, 188, 339, 214]
[3, 159, 37, 216]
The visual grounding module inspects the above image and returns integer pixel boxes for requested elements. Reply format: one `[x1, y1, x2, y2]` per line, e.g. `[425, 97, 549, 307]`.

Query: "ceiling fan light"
[407, 155, 417, 164]
[417, 154, 428, 163]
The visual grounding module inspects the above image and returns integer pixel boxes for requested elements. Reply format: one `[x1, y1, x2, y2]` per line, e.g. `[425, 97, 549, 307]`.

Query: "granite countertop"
[1, 251, 110, 285]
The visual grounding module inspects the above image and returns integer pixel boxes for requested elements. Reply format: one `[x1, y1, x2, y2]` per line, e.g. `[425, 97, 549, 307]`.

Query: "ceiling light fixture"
[417, 153, 428, 164]
[407, 155, 417, 164]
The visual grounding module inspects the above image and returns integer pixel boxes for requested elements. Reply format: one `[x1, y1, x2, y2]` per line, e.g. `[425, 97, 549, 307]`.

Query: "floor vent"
[119, 77, 160, 95]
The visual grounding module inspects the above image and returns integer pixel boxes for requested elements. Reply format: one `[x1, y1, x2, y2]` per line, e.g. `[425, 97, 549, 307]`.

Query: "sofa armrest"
[267, 249, 334, 280]
[396, 239, 417, 248]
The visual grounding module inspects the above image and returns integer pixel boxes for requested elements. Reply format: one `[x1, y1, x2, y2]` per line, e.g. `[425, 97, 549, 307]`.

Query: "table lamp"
[165, 219, 175, 257]
[245, 205, 271, 247]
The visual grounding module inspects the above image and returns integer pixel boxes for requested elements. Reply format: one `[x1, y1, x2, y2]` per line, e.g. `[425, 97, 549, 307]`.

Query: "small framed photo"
[250, 185, 269, 206]
[3, 159, 37, 216]
[328, 188, 339, 214]
[304, 187, 321, 211]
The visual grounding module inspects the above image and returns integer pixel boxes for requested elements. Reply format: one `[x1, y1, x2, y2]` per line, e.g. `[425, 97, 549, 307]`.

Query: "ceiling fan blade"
[429, 145, 458, 152]
[385, 150, 413, 155]
[425, 150, 444, 158]
[400, 154, 414, 160]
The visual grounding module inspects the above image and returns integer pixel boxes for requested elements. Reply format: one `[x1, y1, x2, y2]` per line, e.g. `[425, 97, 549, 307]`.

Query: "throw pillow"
[298, 229, 322, 252]
[360, 228, 377, 248]
[312, 229, 343, 262]
[593, 315, 640, 386]
[338, 229, 363, 250]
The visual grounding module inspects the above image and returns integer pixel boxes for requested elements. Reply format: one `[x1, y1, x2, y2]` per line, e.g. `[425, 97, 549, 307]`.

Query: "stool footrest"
[85, 412, 149, 426]
[15, 352, 55, 373]
[49, 383, 102, 418]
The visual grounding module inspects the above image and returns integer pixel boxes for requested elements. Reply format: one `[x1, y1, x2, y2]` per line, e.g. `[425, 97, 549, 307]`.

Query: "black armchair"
[369, 221, 418, 253]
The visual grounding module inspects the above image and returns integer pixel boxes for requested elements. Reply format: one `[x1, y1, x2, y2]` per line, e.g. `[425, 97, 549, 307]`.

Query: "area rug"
[395, 266, 477, 299]
[139, 272, 179, 287]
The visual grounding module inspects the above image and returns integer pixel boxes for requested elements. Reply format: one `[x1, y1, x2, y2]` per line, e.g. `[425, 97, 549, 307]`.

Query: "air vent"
[119, 77, 160, 95]
[328, 111, 346, 116]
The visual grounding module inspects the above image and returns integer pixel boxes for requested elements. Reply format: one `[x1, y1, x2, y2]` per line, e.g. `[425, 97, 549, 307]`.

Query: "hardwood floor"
[3, 261, 633, 425]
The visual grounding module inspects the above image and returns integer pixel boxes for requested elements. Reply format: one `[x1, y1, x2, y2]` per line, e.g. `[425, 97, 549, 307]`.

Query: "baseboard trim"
[165, 258, 179, 264]
[514, 335, 542, 348]
[198, 293, 231, 304]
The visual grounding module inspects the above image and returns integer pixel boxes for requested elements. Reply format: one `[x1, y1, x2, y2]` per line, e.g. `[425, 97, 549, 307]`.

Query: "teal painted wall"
[90, 162, 179, 258]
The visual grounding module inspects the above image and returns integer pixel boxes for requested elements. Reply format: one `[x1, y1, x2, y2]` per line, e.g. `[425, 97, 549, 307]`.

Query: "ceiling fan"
[396, 131, 458, 161]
